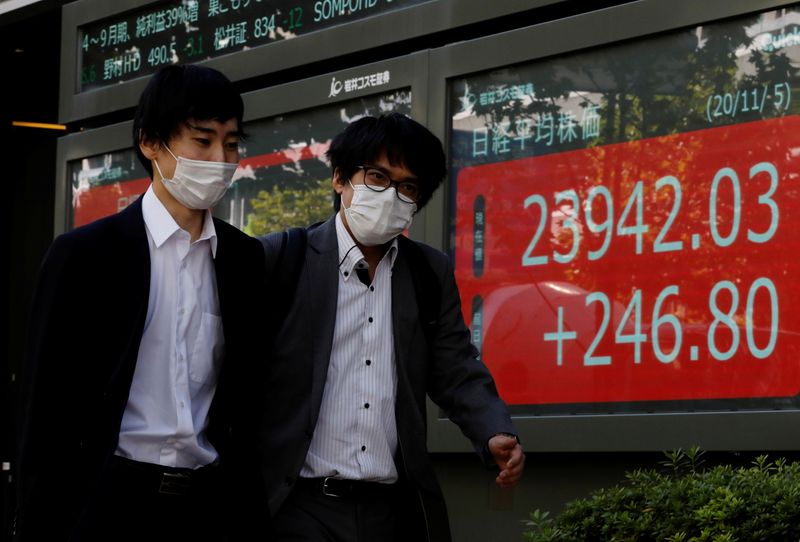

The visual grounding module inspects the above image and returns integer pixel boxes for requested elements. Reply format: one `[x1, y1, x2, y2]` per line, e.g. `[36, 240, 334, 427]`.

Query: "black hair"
[132, 64, 244, 177]
[327, 113, 446, 211]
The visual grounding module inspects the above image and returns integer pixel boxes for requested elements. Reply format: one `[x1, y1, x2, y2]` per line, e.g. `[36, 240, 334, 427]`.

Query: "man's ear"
[332, 168, 346, 195]
[138, 130, 161, 161]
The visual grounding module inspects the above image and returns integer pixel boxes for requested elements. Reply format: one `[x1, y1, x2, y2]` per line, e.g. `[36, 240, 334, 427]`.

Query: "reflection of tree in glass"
[557, 13, 795, 310]
[245, 178, 333, 236]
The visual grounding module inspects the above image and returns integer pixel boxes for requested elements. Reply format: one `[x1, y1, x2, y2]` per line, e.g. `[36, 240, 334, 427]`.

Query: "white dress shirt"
[300, 213, 399, 482]
[115, 185, 224, 469]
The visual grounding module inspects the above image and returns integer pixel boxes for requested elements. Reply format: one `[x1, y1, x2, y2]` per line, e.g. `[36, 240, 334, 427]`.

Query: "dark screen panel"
[78, 0, 429, 91]
[62, 88, 412, 234]
[449, 5, 800, 415]
[214, 88, 412, 233]
[67, 149, 149, 229]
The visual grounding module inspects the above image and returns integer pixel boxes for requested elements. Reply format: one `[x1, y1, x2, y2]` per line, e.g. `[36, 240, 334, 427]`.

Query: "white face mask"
[343, 182, 417, 246]
[153, 145, 238, 210]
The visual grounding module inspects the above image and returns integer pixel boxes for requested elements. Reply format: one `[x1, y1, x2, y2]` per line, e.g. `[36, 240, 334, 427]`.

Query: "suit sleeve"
[15, 234, 86, 539]
[424, 253, 517, 464]
[213, 231, 273, 538]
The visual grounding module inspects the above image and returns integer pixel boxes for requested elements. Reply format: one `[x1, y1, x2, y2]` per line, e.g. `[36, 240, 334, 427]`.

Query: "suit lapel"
[211, 218, 234, 345]
[305, 217, 340, 427]
[392, 245, 418, 379]
[213, 219, 244, 387]
[106, 197, 151, 396]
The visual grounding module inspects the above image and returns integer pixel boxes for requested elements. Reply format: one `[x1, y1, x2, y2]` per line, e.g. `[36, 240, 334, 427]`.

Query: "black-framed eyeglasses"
[354, 165, 420, 204]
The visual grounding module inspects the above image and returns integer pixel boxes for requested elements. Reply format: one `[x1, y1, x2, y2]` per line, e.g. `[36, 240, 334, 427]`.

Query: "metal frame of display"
[424, 0, 800, 453]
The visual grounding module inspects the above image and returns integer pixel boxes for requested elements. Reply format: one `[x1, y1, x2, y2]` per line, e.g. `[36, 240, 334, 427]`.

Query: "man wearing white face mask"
[254, 113, 525, 542]
[16, 65, 266, 541]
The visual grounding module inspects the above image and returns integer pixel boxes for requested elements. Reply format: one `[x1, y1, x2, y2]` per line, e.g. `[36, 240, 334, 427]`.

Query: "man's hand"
[488, 434, 525, 488]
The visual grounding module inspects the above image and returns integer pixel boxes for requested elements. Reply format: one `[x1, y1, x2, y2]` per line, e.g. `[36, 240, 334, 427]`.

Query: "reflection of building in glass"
[452, 5, 800, 173]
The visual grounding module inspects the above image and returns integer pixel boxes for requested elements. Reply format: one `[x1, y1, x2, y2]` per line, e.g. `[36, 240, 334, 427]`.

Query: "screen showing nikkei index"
[450, 7, 800, 415]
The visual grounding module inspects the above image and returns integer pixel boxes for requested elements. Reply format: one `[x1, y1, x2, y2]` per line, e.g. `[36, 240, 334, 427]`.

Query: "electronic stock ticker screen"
[77, 0, 428, 91]
[450, 6, 800, 415]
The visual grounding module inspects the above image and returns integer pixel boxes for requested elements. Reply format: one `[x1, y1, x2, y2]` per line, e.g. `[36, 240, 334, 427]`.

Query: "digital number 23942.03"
[522, 161, 778, 266]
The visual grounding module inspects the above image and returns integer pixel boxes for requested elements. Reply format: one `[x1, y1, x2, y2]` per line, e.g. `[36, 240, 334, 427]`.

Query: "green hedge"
[523, 448, 800, 542]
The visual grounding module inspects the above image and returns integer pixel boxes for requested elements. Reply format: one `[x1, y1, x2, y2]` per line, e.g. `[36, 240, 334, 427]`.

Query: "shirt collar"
[335, 213, 397, 281]
[197, 208, 219, 257]
[142, 185, 218, 257]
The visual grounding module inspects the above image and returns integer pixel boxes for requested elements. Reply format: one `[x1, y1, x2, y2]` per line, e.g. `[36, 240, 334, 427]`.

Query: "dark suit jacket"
[15, 196, 266, 541]
[258, 216, 515, 542]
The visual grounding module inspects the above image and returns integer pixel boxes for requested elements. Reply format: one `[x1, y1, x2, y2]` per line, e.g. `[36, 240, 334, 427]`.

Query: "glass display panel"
[63, 88, 410, 232]
[449, 6, 800, 415]
[77, 0, 430, 91]
[68, 149, 150, 229]
[215, 87, 411, 233]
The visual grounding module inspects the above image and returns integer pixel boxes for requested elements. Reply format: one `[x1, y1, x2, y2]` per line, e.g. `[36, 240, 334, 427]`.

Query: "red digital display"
[455, 116, 800, 406]
[68, 149, 150, 229]
[72, 177, 150, 228]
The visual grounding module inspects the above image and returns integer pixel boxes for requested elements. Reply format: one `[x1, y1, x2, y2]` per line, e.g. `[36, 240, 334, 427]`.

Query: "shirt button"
[364, 403, 370, 409]
[370, 286, 374, 292]
[368, 317, 373, 323]
[344, 271, 349, 277]
[365, 359, 372, 366]
[361, 446, 366, 452]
